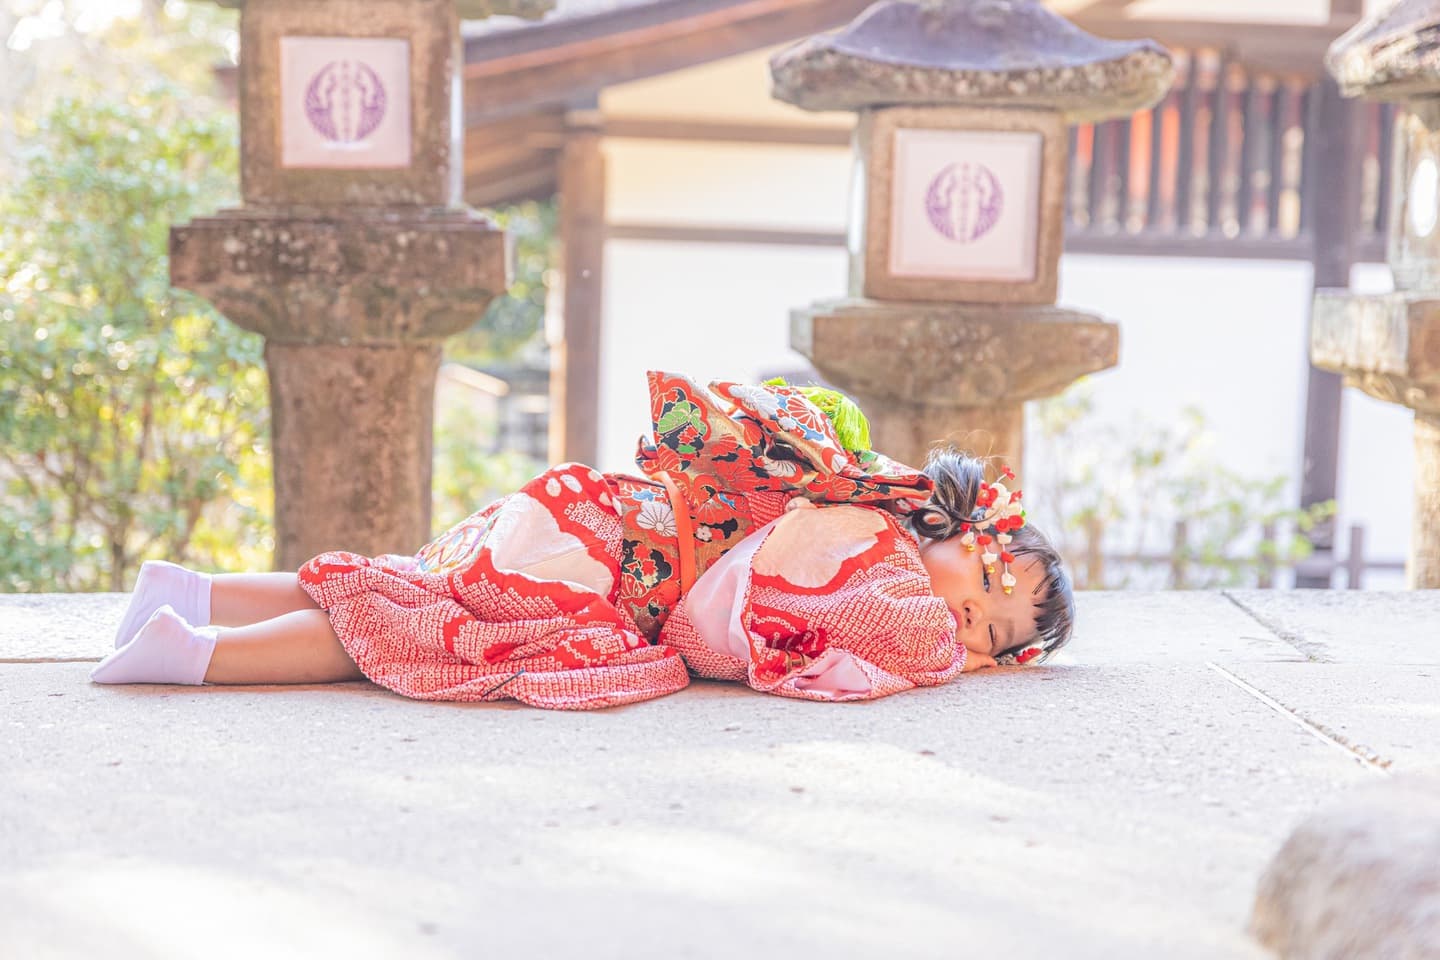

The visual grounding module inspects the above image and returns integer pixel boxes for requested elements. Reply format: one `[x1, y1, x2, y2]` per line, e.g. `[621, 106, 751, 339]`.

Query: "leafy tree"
[1, 1, 239, 176]
[0, 89, 270, 591]
[431, 402, 543, 534]
[447, 198, 556, 365]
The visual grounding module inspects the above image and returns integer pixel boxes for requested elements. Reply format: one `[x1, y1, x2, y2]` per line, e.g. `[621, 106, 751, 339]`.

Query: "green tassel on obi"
[764, 378, 872, 454]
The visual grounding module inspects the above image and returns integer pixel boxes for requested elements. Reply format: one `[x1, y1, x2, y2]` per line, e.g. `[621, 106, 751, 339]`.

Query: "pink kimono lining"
[660, 503, 965, 702]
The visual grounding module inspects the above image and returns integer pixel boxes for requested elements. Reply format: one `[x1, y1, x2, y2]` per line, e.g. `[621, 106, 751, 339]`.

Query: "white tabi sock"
[113, 560, 212, 648]
[91, 606, 218, 686]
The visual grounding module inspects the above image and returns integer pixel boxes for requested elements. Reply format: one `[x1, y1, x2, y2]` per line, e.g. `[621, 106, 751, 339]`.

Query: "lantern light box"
[279, 36, 412, 169]
[233, 0, 461, 207]
[853, 107, 1066, 305]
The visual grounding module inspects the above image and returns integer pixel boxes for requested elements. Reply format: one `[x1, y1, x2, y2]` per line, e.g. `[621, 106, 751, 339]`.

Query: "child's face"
[918, 537, 1046, 670]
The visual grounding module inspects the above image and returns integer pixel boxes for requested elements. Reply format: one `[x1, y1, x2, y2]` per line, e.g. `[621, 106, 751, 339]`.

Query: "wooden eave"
[1069, 12, 1363, 76]
[463, 0, 875, 123]
[460, 0, 1365, 208]
[462, 0, 873, 207]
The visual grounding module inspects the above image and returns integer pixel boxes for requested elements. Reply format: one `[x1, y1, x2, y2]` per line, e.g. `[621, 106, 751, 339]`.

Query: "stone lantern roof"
[1327, 0, 1440, 101]
[770, 0, 1174, 123]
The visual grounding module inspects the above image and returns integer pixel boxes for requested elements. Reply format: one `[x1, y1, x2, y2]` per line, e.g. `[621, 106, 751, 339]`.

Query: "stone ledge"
[791, 298, 1119, 407]
[0, 594, 128, 661]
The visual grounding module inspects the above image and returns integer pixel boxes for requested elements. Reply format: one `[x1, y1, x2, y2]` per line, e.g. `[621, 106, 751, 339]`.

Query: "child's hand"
[962, 650, 997, 672]
[785, 498, 817, 513]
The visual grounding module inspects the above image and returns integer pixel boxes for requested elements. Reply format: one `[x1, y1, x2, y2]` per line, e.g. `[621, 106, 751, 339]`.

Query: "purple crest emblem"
[303, 60, 387, 144]
[925, 162, 1004, 243]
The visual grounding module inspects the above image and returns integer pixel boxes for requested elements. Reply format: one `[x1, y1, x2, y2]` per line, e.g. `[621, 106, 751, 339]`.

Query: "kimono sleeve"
[659, 504, 965, 701]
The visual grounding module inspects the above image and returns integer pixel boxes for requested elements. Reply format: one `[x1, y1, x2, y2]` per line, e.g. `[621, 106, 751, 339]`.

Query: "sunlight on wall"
[605, 139, 851, 232]
[597, 241, 846, 473]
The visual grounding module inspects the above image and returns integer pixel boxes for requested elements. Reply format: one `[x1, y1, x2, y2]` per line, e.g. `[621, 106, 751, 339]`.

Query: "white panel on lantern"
[279, 36, 412, 169]
[888, 128, 1043, 282]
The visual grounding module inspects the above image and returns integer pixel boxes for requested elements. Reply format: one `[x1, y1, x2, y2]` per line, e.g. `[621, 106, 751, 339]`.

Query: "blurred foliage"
[431, 402, 544, 534]
[0, 4, 560, 592]
[435, 200, 555, 521]
[0, 89, 271, 591]
[446, 198, 557, 365]
[1, 1, 239, 175]
[1030, 383, 1335, 590]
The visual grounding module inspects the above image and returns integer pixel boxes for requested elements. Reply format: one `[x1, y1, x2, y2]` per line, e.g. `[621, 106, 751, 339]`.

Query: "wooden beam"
[465, 164, 558, 209]
[602, 117, 851, 147]
[464, 108, 566, 205]
[463, 0, 874, 123]
[465, 142, 561, 180]
[1073, 15, 1363, 76]
[607, 223, 846, 247]
[1297, 75, 1364, 587]
[551, 114, 607, 466]
[465, 109, 567, 161]
[1065, 230, 1314, 260]
[606, 221, 1322, 261]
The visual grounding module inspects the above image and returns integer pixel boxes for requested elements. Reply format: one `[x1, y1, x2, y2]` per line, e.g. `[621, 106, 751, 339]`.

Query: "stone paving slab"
[1224, 589, 1440, 665]
[1070, 591, 1304, 664]
[1, 659, 1375, 960]
[1224, 662, 1440, 772]
[0, 593, 126, 660]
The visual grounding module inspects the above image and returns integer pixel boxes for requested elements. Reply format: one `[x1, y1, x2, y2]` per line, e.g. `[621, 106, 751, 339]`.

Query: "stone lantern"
[772, 0, 1173, 472]
[1314, 0, 1440, 588]
[171, 0, 551, 570]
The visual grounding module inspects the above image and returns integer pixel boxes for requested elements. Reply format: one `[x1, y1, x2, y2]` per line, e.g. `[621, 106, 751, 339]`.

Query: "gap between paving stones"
[1220, 591, 1323, 662]
[1205, 662, 1395, 774]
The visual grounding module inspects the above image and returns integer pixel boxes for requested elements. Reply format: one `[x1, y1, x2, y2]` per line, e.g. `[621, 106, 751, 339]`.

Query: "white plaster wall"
[595, 240, 845, 474]
[600, 46, 850, 128]
[1048, 254, 1313, 491]
[604, 139, 850, 231]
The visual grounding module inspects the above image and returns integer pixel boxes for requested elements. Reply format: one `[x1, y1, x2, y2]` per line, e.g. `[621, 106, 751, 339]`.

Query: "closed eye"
[988, 623, 998, 654]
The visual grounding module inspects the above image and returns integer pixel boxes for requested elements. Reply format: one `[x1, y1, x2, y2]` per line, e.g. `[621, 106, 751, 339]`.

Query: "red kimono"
[298, 372, 963, 709]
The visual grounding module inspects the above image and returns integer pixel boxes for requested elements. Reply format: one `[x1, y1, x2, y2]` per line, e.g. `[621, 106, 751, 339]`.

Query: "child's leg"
[204, 609, 364, 685]
[209, 573, 320, 627]
[114, 566, 319, 648]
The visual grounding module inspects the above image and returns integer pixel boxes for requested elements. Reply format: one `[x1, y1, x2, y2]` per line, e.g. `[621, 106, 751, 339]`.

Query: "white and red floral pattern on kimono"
[298, 463, 690, 710]
[660, 501, 965, 701]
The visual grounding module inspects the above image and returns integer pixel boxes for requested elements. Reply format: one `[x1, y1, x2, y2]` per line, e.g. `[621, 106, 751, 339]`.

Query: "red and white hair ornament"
[957, 465, 1027, 596]
[996, 643, 1047, 667]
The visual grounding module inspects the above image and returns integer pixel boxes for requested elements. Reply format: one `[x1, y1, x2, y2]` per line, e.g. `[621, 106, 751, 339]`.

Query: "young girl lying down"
[91, 372, 1074, 709]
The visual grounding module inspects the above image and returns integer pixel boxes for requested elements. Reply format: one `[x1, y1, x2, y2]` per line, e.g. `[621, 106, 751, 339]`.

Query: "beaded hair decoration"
[956, 466, 1026, 594]
[956, 467, 1050, 667]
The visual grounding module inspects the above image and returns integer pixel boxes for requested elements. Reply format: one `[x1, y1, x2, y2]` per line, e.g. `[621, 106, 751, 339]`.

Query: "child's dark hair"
[905, 448, 1075, 661]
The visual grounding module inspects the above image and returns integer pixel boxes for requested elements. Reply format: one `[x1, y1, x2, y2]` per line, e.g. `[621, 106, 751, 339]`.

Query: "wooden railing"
[1065, 48, 1394, 263]
[1093, 520, 1404, 590]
